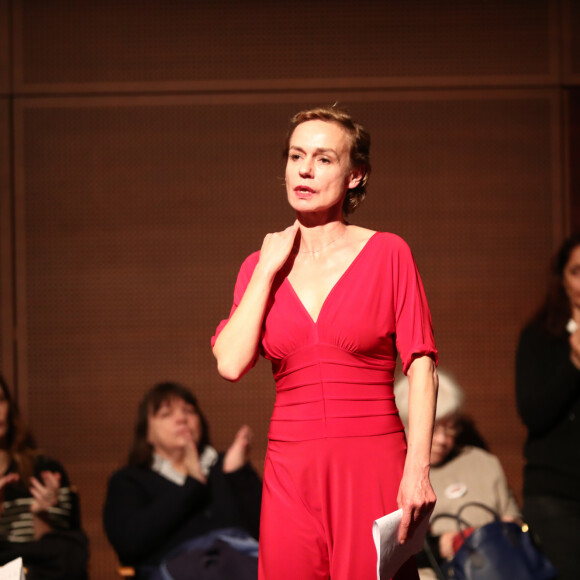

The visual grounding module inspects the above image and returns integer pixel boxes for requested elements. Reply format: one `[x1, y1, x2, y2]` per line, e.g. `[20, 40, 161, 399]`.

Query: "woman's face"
[430, 416, 458, 466]
[285, 120, 361, 217]
[147, 397, 201, 457]
[563, 245, 580, 314]
[0, 389, 9, 442]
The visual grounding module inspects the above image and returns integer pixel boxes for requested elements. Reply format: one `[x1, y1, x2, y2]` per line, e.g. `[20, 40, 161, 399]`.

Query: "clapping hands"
[30, 470, 61, 514]
[223, 425, 252, 473]
[0, 470, 61, 517]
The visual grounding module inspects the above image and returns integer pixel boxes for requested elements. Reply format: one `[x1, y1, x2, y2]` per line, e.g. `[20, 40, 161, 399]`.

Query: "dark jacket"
[515, 323, 580, 501]
[103, 455, 262, 568]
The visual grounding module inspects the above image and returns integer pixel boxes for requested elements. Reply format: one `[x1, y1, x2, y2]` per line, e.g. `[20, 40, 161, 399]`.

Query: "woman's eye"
[290, 154, 301, 161]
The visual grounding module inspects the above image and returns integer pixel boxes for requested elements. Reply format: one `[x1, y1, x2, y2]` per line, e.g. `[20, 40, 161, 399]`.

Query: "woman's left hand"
[397, 463, 436, 543]
[29, 471, 61, 514]
[223, 425, 252, 473]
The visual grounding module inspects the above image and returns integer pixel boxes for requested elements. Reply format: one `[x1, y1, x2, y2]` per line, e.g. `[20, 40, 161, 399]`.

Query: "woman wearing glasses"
[395, 370, 520, 579]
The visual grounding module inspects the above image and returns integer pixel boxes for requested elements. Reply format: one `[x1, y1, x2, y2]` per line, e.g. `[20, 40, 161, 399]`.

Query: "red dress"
[213, 232, 437, 580]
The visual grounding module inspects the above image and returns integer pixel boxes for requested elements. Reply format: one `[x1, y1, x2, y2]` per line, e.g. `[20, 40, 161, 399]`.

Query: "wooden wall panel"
[564, 0, 580, 82]
[567, 89, 580, 232]
[0, 0, 10, 96]
[14, 90, 560, 576]
[0, 98, 13, 383]
[13, 0, 556, 93]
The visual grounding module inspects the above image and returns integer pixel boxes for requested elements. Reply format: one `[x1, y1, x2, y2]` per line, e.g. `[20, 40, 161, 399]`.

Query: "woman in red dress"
[212, 105, 438, 580]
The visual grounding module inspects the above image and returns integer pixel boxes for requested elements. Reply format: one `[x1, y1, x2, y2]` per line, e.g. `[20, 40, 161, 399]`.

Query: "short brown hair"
[283, 105, 371, 215]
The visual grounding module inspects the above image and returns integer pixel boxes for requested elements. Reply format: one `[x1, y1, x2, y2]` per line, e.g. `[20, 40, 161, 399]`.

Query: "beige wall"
[1, 1, 578, 577]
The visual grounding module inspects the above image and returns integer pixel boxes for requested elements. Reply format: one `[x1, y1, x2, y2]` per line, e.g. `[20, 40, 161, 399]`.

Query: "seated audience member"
[394, 371, 520, 579]
[0, 374, 88, 580]
[103, 382, 262, 580]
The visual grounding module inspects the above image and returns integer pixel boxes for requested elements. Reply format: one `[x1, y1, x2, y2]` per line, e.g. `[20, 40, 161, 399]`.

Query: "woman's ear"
[348, 166, 365, 189]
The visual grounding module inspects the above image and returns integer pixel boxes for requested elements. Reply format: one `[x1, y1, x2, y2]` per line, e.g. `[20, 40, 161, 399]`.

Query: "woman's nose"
[299, 158, 313, 177]
[174, 409, 187, 422]
[432, 430, 446, 444]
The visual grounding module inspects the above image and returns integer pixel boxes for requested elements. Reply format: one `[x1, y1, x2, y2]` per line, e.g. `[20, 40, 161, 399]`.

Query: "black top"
[103, 456, 262, 567]
[515, 323, 580, 501]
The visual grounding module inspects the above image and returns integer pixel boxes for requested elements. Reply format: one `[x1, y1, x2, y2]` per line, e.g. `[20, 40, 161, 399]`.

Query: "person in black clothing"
[0, 374, 88, 580]
[516, 233, 580, 580]
[103, 382, 262, 580]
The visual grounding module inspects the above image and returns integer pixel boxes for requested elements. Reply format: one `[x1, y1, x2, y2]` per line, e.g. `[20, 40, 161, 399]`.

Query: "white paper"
[372, 509, 430, 580]
[0, 557, 25, 580]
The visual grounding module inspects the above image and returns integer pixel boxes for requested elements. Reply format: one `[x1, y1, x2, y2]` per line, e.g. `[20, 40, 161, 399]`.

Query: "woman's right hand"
[256, 221, 300, 278]
[183, 439, 206, 484]
[213, 221, 299, 382]
[0, 473, 19, 490]
[30, 471, 61, 514]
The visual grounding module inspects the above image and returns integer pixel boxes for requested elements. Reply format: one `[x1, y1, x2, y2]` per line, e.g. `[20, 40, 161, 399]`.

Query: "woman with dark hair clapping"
[103, 382, 262, 580]
[0, 374, 88, 580]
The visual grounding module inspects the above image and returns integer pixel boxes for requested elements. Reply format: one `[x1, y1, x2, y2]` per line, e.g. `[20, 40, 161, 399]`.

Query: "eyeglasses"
[433, 423, 458, 437]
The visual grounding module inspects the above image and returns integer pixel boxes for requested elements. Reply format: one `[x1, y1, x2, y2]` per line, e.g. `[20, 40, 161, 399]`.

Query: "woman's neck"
[296, 220, 348, 255]
[154, 448, 187, 472]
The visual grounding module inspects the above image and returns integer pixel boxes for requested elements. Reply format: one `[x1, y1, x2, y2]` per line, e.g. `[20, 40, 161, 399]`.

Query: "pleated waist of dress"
[268, 343, 404, 441]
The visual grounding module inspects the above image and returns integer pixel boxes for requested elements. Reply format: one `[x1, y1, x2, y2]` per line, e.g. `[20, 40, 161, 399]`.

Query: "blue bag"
[435, 502, 558, 580]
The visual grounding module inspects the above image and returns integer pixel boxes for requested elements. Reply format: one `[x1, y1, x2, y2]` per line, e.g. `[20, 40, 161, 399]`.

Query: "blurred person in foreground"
[395, 370, 520, 579]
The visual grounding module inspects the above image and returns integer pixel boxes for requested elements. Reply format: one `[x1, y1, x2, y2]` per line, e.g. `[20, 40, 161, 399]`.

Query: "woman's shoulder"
[111, 463, 153, 477]
[352, 228, 414, 258]
[518, 320, 567, 349]
[34, 454, 69, 477]
[456, 445, 502, 468]
[107, 465, 166, 493]
[357, 228, 410, 247]
[238, 250, 261, 274]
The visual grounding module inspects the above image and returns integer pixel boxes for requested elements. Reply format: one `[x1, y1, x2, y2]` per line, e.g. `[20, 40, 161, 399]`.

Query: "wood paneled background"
[1, 1, 579, 577]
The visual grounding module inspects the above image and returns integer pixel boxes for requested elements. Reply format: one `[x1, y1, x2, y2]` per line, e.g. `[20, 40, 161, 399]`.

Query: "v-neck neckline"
[284, 232, 378, 324]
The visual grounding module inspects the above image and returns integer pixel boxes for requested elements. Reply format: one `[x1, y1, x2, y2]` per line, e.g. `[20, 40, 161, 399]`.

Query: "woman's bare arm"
[397, 355, 438, 542]
[213, 222, 299, 381]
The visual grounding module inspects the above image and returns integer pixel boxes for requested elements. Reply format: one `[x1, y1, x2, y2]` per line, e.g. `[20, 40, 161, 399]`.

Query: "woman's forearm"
[405, 356, 438, 471]
[213, 264, 276, 381]
[396, 356, 438, 542]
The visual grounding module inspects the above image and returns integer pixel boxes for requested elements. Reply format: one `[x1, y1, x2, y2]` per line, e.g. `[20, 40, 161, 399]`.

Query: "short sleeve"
[211, 252, 261, 368]
[390, 237, 438, 374]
